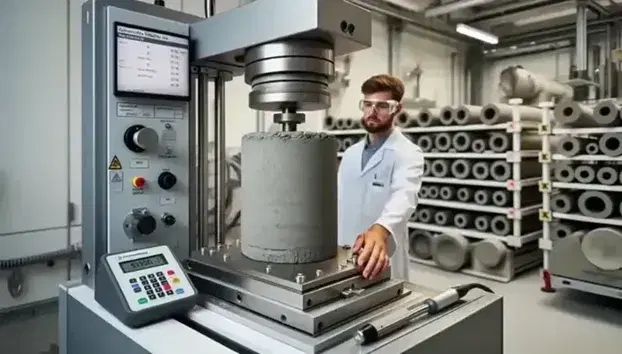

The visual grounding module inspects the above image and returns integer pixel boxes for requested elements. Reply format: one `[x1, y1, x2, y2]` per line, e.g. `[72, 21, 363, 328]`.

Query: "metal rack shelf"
[421, 176, 539, 189]
[417, 199, 540, 218]
[327, 121, 539, 136]
[538, 100, 622, 298]
[407, 222, 541, 247]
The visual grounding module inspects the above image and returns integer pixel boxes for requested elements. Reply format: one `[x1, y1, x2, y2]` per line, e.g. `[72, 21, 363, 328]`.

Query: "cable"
[453, 283, 494, 298]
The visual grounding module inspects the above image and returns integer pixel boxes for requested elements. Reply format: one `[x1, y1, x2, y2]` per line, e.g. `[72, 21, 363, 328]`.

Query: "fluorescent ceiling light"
[456, 23, 499, 44]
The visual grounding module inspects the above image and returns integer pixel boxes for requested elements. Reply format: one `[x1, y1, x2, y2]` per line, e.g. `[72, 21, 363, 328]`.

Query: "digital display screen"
[115, 23, 190, 99]
[119, 254, 168, 273]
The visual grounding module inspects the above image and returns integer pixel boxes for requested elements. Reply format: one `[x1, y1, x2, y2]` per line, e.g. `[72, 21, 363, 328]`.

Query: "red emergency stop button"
[132, 176, 146, 188]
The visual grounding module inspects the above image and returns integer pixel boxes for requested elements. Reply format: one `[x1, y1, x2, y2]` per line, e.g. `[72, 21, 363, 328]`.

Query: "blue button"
[175, 288, 184, 295]
[132, 283, 140, 288]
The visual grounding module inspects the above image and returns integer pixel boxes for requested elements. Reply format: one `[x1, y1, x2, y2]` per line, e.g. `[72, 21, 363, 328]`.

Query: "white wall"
[0, 0, 465, 312]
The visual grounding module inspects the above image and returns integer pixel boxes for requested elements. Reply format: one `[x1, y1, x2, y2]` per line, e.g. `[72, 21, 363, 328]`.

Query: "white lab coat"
[338, 128, 423, 281]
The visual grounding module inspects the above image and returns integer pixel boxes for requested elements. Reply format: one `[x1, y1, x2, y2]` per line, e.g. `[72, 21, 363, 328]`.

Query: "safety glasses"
[359, 99, 399, 114]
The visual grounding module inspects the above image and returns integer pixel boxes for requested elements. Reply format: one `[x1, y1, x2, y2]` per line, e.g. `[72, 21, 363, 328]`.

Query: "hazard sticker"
[108, 155, 123, 170]
[109, 171, 123, 192]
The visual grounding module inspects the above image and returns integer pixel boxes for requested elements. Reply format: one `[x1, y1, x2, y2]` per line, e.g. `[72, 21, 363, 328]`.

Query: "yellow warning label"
[108, 155, 123, 170]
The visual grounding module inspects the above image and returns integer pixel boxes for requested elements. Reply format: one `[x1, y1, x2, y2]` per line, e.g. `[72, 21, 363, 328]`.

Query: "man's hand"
[352, 224, 390, 279]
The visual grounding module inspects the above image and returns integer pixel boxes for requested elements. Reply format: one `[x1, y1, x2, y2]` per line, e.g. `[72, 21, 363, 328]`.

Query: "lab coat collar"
[359, 128, 401, 176]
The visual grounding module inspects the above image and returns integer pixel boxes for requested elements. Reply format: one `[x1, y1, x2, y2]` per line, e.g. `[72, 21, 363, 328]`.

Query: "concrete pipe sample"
[578, 190, 616, 219]
[488, 132, 510, 152]
[434, 132, 452, 152]
[585, 142, 600, 155]
[574, 165, 596, 184]
[416, 108, 441, 127]
[551, 193, 577, 213]
[474, 215, 492, 231]
[409, 230, 434, 260]
[417, 207, 435, 223]
[599, 133, 622, 157]
[241, 131, 337, 263]
[416, 135, 433, 152]
[423, 160, 432, 176]
[431, 233, 471, 271]
[593, 100, 620, 126]
[492, 190, 509, 206]
[553, 100, 598, 127]
[491, 160, 540, 181]
[474, 189, 492, 205]
[557, 136, 587, 157]
[450, 159, 472, 179]
[335, 118, 346, 130]
[431, 159, 450, 177]
[472, 161, 490, 180]
[439, 106, 454, 125]
[581, 227, 622, 271]
[472, 240, 507, 268]
[343, 118, 356, 130]
[451, 132, 474, 152]
[395, 112, 413, 128]
[439, 186, 456, 200]
[471, 138, 487, 153]
[453, 212, 474, 228]
[597, 166, 618, 185]
[419, 186, 430, 199]
[551, 222, 577, 240]
[434, 210, 454, 226]
[490, 215, 512, 236]
[479, 103, 541, 125]
[456, 187, 474, 202]
[341, 136, 357, 151]
[336, 138, 345, 152]
[554, 163, 574, 182]
[427, 185, 440, 199]
[324, 115, 337, 130]
[454, 105, 482, 125]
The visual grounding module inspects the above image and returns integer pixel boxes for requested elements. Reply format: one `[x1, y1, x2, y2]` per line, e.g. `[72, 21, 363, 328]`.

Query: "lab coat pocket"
[364, 168, 391, 217]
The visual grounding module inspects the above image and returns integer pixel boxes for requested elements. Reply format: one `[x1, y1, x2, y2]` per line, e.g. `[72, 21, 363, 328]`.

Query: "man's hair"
[361, 74, 405, 102]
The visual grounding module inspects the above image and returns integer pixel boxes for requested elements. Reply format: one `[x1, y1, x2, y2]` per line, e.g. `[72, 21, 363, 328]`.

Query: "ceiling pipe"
[425, 0, 498, 17]
[576, 2, 588, 73]
[467, 0, 565, 24]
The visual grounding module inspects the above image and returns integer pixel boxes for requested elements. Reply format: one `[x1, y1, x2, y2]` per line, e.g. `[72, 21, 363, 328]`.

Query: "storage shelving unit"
[538, 100, 622, 299]
[326, 99, 544, 282]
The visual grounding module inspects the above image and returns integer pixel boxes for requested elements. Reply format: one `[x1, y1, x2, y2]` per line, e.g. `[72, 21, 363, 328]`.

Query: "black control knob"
[161, 213, 176, 226]
[124, 125, 159, 153]
[158, 172, 177, 190]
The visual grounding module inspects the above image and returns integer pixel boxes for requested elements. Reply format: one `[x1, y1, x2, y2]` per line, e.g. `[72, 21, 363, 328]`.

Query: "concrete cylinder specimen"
[395, 112, 412, 128]
[241, 132, 337, 263]
[416, 135, 433, 152]
[454, 105, 482, 125]
[434, 132, 452, 152]
[428, 185, 440, 199]
[597, 166, 618, 185]
[324, 116, 337, 130]
[599, 133, 622, 157]
[423, 160, 431, 176]
[335, 119, 346, 130]
[431, 159, 450, 177]
[553, 100, 598, 127]
[488, 132, 510, 152]
[343, 118, 356, 130]
[409, 230, 434, 260]
[341, 136, 356, 150]
[593, 100, 620, 126]
[471, 138, 487, 153]
[490, 215, 512, 236]
[456, 187, 474, 202]
[472, 240, 507, 268]
[585, 142, 600, 155]
[551, 193, 576, 213]
[454, 212, 474, 228]
[450, 159, 472, 179]
[416, 108, 441, 127]
[439, 186, 456, 200]
[431, 233, 471, 271]
[434, 210, 454, 225]
[419, 186, 430, 199]
[492, 190, 509, 206]
[472, 161, 490, 180]
[581, 227, 622, 271]
[474, 215, 492, 231]
[578, 191, 616, 219]
[452, 132, 474, 152]
[439, 106, 454, 125]
[574, 165, 596, 184]
[557, 136, 586, 157]
[552, 223, 577, 240]
[554, 163, 574, 183]
[474, 189, 492, 205]
[479, 103, 541, 125]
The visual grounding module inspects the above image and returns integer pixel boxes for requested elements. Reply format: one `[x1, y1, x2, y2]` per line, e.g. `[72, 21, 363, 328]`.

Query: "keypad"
[129, 269, 184, 304]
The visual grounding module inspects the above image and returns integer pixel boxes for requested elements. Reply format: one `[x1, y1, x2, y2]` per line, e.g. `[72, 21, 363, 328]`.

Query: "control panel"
[95, 245, 197, 328]
[105, 8, 191, 258]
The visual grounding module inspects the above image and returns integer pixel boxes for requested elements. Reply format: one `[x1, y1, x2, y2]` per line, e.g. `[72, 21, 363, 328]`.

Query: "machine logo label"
[109, 155, 123, 170]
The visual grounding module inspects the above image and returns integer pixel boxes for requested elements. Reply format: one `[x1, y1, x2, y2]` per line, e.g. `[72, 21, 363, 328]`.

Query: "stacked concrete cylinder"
[540, 99, 622, 296]
[241, 131, 338, 264]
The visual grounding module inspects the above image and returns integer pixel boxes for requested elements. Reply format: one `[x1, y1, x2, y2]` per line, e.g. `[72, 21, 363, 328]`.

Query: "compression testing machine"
[58, 1, 504, 353]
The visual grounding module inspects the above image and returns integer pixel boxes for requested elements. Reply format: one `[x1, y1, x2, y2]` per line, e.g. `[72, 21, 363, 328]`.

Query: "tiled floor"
[2, 264, 622, 354]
